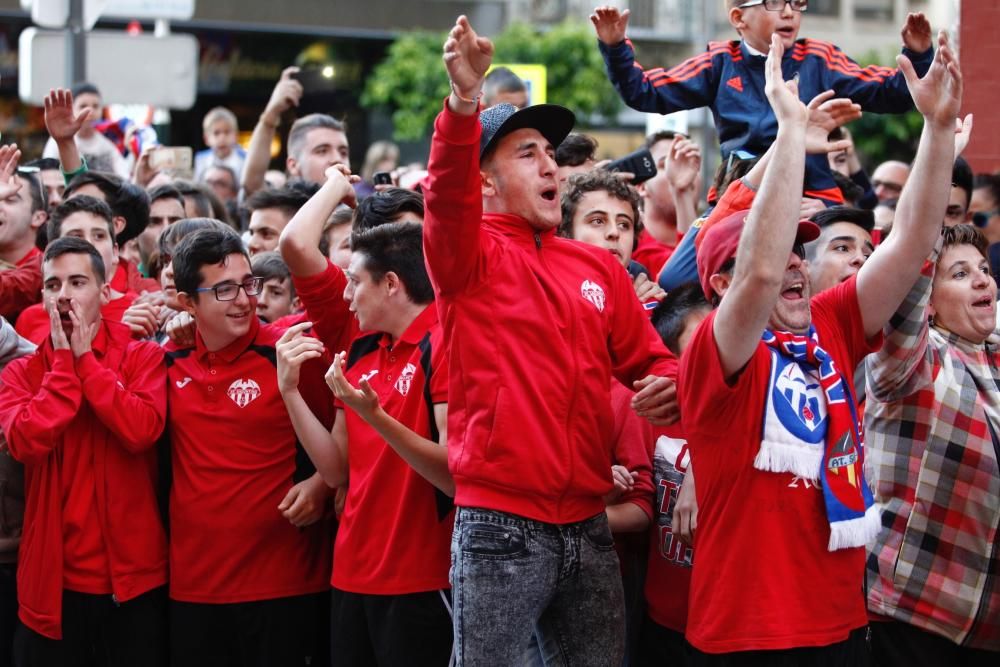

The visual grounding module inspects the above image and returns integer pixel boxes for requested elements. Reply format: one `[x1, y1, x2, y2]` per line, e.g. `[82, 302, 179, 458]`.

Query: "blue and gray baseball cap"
[479, 103, 575, 160]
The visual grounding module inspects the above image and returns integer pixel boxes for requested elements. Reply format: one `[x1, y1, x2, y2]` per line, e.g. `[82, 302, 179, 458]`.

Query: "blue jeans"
[451, 508, 625, 666]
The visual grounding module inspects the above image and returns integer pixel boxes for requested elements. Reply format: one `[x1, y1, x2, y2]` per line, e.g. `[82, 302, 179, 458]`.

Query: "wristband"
[450, 80, 483, 105]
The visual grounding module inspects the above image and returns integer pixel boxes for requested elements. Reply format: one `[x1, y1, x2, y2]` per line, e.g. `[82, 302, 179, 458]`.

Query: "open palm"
[44, 89, 90, 142]
[900, 31, 962, 127]
[443, 16, 494, 97]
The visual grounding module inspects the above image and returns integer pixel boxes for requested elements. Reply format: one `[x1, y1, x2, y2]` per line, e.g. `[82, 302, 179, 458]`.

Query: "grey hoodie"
[0, 317, 36, 564]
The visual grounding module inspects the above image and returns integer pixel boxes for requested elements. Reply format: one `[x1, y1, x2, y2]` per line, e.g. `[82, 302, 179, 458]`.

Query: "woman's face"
[930, 244, 998, 344]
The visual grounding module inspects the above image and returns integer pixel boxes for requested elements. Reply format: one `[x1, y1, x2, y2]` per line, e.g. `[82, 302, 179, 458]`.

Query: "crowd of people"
[0, 1, 997, 666]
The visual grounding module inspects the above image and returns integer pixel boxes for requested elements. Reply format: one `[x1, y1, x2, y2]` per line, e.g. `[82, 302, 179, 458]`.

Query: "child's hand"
[590, 6, 630, 46]
[899, 30, 962, 129]
[900, 12, 932, 53]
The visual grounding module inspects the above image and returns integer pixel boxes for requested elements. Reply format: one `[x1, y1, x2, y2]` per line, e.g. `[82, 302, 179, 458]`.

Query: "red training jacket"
[0, 320, 168, 639]
[423, 101, 678, 524]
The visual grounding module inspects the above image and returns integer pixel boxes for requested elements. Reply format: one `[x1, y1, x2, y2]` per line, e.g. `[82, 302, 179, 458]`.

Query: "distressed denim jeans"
[450, 507, 625, 666]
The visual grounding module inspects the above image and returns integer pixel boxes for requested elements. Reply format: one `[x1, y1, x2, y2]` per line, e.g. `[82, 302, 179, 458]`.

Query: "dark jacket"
[0, 318, 35, 564]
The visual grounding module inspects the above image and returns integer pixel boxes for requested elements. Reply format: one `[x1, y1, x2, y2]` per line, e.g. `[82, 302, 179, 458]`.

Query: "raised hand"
[899, 31, 962, 128]
[900, 12, 932, 53]
[954, 114, 973, 157]
[665, 136, 702, 193]
[590, 6, 631, 46]
[443, 16, 494, 103]
[276, 322, 325, 393]
[804, 90, 862, 154]
[325, 351, 382, 422]
[0, 144, 22, 200]
[763, 35, 808, 128]
[68, 299, 97, 358]
[43, 89, 91, 143]
[323, 164, 361, 208]
[46, 298, 70, 351]
[263, 67, 304, 125]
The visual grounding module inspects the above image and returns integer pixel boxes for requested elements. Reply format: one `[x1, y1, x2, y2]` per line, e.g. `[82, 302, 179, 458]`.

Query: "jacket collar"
[483, 213, 558, 248]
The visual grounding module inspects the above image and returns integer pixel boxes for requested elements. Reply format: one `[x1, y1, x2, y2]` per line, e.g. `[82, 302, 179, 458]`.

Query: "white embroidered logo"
[581, 280, 606, 312]
[360, 369, 379, 383]
[395, 363, 417, 396]
[175, 377, 192, 389]
[227, 378, 261, 408]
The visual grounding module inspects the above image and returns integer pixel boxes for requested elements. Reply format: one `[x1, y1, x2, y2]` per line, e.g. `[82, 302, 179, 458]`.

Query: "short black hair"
[147, 183, 186, 209]
[644, 130, 679, 151]
[350, 222, 433, 305]
[158, 217, 232, 264]
[172, 227, 249, 298]
[43, 235, 106, 284]
[809, 206, 875, 233]
[251, 251, 296, 297]
[65, 171, 150, 244]
[555, 133, 598, 168]
[47, 195, 115, 242]
[17, 170, 46, 214]
[24, 157, 61, 172]
[245, 181, 317, 218]
[354, 187, 424, 233]
[974, 173, 1000, 208]
[172, 179, 233, 228]
[650, 282, 711, 356]
[952, 157, 974, 209]
[71, 82, 100, 98]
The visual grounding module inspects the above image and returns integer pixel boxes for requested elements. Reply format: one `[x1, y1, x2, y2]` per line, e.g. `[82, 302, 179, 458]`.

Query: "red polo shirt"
[0, 247, 42, 322]
[165, 317, 333, 603]
[332, 305, 452, 594]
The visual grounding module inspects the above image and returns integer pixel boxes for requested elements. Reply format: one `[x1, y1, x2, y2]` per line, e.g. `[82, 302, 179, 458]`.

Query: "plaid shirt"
[865, 254, 1000, 650]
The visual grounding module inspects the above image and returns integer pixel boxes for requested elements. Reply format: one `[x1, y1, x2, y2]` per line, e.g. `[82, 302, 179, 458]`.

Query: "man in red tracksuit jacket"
[425, 16, 679, 666]
[0, 237, 168, 667]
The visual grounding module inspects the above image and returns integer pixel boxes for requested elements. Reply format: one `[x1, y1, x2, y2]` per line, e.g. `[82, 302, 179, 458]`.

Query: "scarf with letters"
[760, 327, 880, 550]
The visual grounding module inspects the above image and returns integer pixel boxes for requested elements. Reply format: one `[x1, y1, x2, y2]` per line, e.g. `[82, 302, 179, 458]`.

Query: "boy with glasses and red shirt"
[164, 227, 333, 667]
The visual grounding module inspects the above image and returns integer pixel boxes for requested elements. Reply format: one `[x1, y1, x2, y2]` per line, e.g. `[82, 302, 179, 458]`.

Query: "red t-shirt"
[15, 293, 137, 345]
[678, 277, 879, 653]
[332, 305, 453, 594]
[644, 423, 693, 633]
[165, 318, 333, 603]
[631, 230, 674, 278]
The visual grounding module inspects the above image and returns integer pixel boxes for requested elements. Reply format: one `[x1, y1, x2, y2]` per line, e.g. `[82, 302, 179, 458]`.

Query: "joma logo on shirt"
[227, 378, 261, 408]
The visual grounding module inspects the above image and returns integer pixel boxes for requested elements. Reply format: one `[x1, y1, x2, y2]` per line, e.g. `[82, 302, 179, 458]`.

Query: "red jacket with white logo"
[423, 102, 678, 524]
[0, 321, 168, 639]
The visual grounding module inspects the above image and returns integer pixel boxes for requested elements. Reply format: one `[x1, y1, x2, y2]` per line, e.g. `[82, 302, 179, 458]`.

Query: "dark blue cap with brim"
[479, 103, 576, 160]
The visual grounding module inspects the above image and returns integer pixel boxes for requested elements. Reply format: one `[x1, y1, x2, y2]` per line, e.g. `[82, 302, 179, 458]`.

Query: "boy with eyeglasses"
[592, 0, 934, 205]
[164, 227, 333, 667]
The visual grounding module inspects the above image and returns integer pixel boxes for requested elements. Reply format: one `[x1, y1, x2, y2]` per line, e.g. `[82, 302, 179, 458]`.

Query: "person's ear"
[176, 291, 197, 316]
[286, 156, 301, 178]
[98, 281, 111, 307]
[112, 216, 126, 236]
[291, 295, 302, 313]
[384, 271, 401, 297]
[30, 209, 48, 231]
[708, 272, 732, 300]
[729, 7, 746, 32]
[480, 168, 498, 198]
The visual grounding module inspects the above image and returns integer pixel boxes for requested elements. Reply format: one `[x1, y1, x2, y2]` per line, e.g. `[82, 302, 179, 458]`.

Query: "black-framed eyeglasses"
[195, 277, 263, 301]
[973, 209, 1000, 229]
[738, 0, 808, 11]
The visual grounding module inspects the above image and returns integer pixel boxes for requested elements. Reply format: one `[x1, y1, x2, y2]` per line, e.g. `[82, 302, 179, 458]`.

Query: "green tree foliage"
[847, 49, 923, 169]
[361, 21, 622, 142]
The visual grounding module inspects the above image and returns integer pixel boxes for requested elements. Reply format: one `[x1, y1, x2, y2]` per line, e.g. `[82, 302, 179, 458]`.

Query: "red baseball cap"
[697, 209, 821, 300]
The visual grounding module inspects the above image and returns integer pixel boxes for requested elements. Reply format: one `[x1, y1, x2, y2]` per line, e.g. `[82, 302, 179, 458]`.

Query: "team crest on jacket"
[227, 378, 262, 408]
[581, 280, 606, 312]
[395, 363, 417, 396]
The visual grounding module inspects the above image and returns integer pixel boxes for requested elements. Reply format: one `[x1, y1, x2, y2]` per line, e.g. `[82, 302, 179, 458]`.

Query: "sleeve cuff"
[292, 259, 345, 298]
[61, 157, 88, 185]
[436, 98, 482, 147]
[74, 350, 103, 379]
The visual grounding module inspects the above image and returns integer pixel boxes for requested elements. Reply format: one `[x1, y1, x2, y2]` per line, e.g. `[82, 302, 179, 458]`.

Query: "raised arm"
[276, 324, 349, 487]
[242, 67, 303, 198]
[713, 36, 808, 379]
[423, 16, 494, 296]
[43, 88, 88, 175]
[279, 165, 357, 278]
[856, 31, 962, 338]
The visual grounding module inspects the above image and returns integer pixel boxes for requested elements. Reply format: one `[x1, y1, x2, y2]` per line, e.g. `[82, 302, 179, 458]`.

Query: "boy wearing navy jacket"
[0, 237, 168, 667]
[592, 1, 934, 204]
[427, 15, 680, 666]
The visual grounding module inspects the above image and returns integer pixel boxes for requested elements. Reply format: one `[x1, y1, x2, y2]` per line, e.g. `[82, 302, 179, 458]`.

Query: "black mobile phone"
[605, 147, 657, 185]
[373, 171, 393, 186]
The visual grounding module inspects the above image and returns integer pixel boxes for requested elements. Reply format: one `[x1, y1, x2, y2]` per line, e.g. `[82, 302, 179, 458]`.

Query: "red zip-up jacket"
[0, 320, 168, 639]
[423, 101, 678, 524]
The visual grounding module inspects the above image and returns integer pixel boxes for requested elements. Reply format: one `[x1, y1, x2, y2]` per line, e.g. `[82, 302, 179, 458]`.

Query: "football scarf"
[760, 327, 880, 551]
